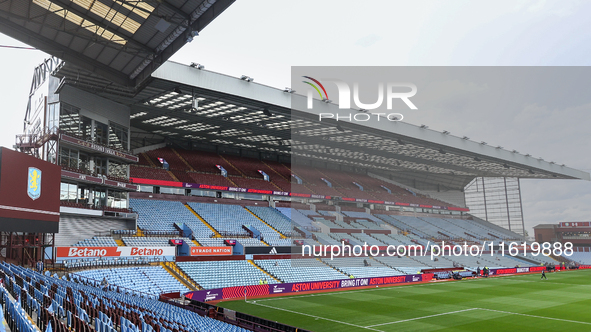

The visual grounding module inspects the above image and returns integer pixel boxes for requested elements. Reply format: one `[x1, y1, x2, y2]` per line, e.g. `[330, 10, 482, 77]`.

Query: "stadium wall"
[0, 148, 61, 232]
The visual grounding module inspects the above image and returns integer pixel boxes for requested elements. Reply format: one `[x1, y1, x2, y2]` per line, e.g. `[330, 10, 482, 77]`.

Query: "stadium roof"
[0, 0, 234, 87]
[52, 61, 590, 190]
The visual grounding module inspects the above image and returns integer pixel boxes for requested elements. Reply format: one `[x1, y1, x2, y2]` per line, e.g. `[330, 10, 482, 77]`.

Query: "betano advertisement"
[56, 246, 176, 259]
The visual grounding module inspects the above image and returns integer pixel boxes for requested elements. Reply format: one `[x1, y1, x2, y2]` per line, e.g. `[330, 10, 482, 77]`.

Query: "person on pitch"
[541, 269, 547, 280]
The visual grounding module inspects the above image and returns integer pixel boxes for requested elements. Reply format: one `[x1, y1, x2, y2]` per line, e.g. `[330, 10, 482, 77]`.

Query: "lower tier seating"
[75, 266, 189, 296]
[1, 262, 250, 332]
[255, 259, 347, 283]
[177, 260, 277, 289]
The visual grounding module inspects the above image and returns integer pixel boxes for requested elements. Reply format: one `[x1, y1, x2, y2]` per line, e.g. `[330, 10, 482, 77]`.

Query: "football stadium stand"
[122, 237, 196, 247]
[131, 198, 213, 238]
[246, 206, 294, 237]
[75, 266, 189, 296]
[74, 236, 119, 247]
[322, 257, 400, 278]
[565, 252, 591, 265]
[187, 202, 282, 242]
[256, 259, 347, 282]
[56, 216, 135, 246]
[130, 148, 465, 210]
[177, 261, 277, 289]
[0, 262, 250, 332]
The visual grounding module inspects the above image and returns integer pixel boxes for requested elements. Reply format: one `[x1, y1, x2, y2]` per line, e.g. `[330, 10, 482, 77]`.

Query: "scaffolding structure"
[0, 232, 54, 267]
[464, 177, 526, 236]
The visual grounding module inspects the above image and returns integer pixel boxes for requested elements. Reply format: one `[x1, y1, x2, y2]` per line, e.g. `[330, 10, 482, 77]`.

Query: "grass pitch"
[219, 269, 591, 331]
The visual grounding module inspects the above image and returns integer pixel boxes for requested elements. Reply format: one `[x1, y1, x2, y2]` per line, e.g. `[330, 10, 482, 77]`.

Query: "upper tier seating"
[247, 206, 294, 236]
[264, 161, 292, 181]
[349, 233, 388, 246]
[176, 149, 242, 176]
[132, 148, 463, 209]
[130, 199, 213, 238]
[130, 165, 175, 182]
[341, 211, 383, 223]
[277, 208, 319, 231]
[187, 202, 280, 240]
[223, 155, 278, 179]
[229, 177, 280, 191]
[375, 214, 423, 236]
[462, 216, 523, 240]
[145, 147, 188, 171]
[393, 215, 457, 238]
[313, 232, 341, 246]
[187, 172, 236, 186]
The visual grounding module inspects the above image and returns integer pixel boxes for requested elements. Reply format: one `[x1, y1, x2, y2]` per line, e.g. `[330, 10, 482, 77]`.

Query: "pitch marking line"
[365, 308, 478, 327]
[364, 307, 591, 328]
[246, 300, 383, 331]
[477, 308, 591, 326]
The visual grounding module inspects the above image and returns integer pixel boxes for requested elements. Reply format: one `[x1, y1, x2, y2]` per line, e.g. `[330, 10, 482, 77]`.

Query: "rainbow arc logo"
[302, 76, 329, 101]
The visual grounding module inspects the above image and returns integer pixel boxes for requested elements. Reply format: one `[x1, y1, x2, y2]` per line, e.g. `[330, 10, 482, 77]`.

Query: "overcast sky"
[1, 0, 590, 235]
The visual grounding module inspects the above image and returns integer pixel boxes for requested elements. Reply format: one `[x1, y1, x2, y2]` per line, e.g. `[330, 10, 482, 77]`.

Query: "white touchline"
[247, 300, 384, 331]
[477, 308, 591, 325]
[365, 308, 479, 327]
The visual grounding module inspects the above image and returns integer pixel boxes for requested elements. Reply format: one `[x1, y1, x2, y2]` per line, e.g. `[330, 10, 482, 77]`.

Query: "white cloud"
[355, 34, 382, 48]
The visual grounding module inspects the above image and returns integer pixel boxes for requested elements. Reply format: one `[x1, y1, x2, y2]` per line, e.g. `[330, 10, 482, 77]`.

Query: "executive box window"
[95, 121, 109, 145]
[107, 191, 128, 209]
[59, 147, 79, 169]
[95, 158, 107, 176]
[80, 116, 92, 141]
[59, 103, 80, 135]
[78, 153, 91, 174]
[47, 103, 59, 133]
[60, 182, 77, 202]
[109, 122, 129, 151]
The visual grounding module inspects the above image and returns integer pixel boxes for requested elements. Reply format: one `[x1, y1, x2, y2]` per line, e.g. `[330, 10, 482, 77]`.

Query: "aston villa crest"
[28, 167, 41, 200]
